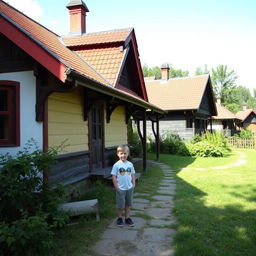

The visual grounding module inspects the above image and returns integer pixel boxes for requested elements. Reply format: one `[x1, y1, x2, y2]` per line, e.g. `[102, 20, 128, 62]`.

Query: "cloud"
[6, 0, 43, 21]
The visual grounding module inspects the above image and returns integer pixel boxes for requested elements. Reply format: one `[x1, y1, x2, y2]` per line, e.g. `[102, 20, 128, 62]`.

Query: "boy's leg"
[124, 187, 134, 226]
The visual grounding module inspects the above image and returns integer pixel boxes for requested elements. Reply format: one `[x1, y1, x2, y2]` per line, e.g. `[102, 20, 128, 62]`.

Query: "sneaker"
[125, 217, 134, 227]
[116, 217, 124, 227]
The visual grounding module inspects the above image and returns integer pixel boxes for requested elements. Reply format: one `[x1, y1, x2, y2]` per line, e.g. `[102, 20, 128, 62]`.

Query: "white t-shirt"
[111, 160, 136, 190]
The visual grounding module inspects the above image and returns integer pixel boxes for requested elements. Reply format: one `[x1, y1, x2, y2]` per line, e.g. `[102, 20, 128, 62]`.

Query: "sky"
[5, 0, 256, 92]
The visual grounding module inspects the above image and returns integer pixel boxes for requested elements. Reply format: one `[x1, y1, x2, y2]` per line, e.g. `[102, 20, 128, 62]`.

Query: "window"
[186, 118, 193, 128]
[0, 81, 20, 146]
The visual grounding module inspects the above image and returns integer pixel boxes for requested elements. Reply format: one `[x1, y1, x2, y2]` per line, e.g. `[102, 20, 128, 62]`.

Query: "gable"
[244, 112, 256, 124]
[198, 79, 217, 116]
[117, 43, 144, 99]
[0, 34, 34, 72]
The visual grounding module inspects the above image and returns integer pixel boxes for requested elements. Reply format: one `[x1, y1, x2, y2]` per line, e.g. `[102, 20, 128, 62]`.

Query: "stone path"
[91, 161, 176, 256]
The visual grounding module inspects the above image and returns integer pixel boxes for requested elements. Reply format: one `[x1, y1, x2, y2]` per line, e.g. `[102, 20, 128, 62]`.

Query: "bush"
[187, 141, 225, 157]
[148, 132, 190, 156]
[0, 140, 68, 256]
[233, 129, 253, 139]
[187, 131, 231, 157]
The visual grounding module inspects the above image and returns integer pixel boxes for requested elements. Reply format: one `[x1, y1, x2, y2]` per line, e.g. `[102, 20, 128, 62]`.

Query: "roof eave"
[67, 69, 165, 114]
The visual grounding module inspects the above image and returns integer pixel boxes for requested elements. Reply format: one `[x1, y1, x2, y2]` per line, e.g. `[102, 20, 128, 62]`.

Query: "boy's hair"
[117, 144, 130, 154]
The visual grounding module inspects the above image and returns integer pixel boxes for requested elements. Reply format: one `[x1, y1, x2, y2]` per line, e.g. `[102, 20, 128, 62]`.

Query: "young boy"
[111, 145, 136, 227]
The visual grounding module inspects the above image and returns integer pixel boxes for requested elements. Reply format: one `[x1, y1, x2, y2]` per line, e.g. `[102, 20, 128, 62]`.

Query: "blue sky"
[6, 0, 256, 92]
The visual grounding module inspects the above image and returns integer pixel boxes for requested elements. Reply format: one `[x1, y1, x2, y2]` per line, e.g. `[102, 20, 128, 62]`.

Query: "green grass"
[53, 162, 163, 256]
[158, 149, 256, 256]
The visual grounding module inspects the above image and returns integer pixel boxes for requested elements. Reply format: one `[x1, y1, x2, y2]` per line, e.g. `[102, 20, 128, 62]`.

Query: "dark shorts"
[116, 187, 134, 209]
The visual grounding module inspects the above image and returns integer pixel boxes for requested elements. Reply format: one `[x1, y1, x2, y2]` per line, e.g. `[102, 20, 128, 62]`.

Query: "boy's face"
[117, 150, 129, 162]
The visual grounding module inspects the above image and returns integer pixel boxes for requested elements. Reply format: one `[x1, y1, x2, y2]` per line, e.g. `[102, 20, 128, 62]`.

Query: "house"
[236, 104, 256, 134]
[0, 0, 164, 186]
[209, 98, 237, 136]
[145, 64, 217, 141]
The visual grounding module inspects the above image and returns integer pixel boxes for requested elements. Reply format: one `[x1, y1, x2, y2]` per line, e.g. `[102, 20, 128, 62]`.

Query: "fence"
[228, 138, 256, 149]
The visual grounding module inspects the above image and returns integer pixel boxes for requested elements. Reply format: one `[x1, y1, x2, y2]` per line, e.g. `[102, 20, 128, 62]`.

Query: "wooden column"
[137, 110, 147, 172]
[142, 110, 147, 171]
[151, 114, 160, 161]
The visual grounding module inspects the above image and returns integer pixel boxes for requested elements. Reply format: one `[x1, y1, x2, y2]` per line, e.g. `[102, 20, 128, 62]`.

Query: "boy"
[111, 145, 136, 227]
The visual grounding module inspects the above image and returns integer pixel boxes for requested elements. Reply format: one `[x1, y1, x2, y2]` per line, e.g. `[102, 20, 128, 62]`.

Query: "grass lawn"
[158, 149, 256, 256]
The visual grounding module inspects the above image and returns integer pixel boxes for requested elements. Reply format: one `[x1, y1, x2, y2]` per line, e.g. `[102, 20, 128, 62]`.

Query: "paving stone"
[135, 241, 174, 256]
[153, 195, 173, 201]
[142, 228, 175, 242]
[133, 198, 150, 204]
[102, 228, 138, 240]
[157, 189, 176, 195]
[148, 219, 176, 227]
[150, 200, 174, 208]
[132, 202, 148, 210]
[145, 207, 172, 219]
[134, 192, 148, 197]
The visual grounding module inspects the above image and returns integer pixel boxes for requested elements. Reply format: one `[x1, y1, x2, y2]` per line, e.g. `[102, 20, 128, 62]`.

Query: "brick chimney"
[216, 97, 222, 105]
[161, 63, 170, 80]
[66, 0, 89, 35]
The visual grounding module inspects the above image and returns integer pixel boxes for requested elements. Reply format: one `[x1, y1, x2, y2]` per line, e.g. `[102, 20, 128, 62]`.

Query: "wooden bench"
[59, 199, 100, 221]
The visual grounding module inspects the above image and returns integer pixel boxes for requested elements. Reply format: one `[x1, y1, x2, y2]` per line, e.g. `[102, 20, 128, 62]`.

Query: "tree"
[142, 63, 189, 79]
[194, 65, 209, 75]
[211, 64, 238, 99]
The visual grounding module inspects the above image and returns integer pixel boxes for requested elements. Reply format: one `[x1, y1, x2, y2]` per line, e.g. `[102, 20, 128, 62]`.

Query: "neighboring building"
[209, 98, 237, 136]
[236, 104, 256, 134]
[0, 0, 163, 185]
[145, 64, 217, 141]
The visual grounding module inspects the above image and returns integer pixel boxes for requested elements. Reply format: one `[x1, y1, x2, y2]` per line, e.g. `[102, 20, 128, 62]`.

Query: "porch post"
[142, 110, 147, 171]
[156, 114, 160, 161]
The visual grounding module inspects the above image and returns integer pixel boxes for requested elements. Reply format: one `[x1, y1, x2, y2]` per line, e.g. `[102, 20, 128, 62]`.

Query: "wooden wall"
[48, 87, 88, 154]
[105, 106, 127, 147]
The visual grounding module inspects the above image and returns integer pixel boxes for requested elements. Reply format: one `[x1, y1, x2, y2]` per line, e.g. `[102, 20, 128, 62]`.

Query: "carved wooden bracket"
[83, 90, 96, 121]
[36, 83, 76, 121]
[106, 103, 120, 123]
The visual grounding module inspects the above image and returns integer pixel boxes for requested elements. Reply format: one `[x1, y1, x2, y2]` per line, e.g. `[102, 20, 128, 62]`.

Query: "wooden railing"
[228, 138, 256, 149]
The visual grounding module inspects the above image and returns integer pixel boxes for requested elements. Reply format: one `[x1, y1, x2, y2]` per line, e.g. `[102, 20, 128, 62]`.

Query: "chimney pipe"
[66, 0, 89, 35]
[242, 103, 247, 111]
[216, 97, 222, 105]
[161, 63, 170, 80]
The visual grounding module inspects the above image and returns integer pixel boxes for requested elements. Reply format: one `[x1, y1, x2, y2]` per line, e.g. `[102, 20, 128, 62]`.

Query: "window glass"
[0, 115, 8, 139]
[0, 90, 8, 111]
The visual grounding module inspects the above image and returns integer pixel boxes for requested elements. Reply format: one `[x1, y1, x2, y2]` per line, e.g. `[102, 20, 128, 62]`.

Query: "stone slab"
[145, 207, 172, 219]
[153, 195, 173, 201]
[101, 228, 138, 240]
[133, 198, 150, 204]
[142, 227, 175, 242]
[150, 201, 174, 208]
[157, 189, 176, 195]
[132, 202, 148, 211]
[148, 219, 176, 227]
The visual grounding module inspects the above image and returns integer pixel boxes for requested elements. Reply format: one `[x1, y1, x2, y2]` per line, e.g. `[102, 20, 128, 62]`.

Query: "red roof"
[0, 0, 110, 85]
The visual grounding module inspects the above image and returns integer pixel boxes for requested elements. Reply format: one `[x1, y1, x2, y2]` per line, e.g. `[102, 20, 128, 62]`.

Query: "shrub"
[0, 140, 68, 256]
[187, 141, 225, 157]
[202, 131, 230, 152]
[233, 129, 253, 139]
[148, 132, 189, 156]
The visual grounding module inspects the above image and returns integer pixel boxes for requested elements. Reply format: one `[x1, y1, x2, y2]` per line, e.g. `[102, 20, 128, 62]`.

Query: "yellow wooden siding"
[105, 106, 127, 147]
[48, 88, 88, 154]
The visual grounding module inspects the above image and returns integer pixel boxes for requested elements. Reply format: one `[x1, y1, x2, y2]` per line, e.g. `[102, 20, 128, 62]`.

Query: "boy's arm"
[112, 175, 119, 191]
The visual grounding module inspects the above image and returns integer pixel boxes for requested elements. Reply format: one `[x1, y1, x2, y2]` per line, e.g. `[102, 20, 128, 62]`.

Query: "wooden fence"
[228, 138, 256, 149]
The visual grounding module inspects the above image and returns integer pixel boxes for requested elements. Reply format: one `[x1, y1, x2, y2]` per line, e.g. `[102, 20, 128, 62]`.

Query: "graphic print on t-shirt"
[119, 167, 132, 176]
